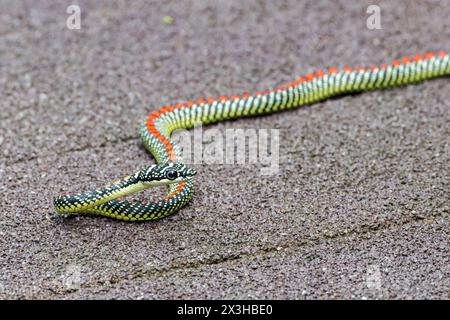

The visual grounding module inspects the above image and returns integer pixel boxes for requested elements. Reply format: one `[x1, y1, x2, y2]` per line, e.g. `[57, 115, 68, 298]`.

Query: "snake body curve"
[54, 51, 449, 221]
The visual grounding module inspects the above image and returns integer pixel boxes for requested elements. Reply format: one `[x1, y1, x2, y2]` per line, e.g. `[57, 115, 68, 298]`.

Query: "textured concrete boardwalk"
[0, 0, 448, 299]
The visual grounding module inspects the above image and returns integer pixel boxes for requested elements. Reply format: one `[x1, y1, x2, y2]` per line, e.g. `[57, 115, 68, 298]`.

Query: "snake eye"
[166, 170, 178, 180]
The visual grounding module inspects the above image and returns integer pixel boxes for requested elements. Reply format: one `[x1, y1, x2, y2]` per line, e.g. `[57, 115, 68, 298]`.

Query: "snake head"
[137, 162, 196, 186]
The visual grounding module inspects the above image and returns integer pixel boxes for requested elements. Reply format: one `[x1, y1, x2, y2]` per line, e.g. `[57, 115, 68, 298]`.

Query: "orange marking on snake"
[328, 67, 339, 74]
[413, 54, 423, 62]
[164, 181, 186, 200]
[315, 70, 325, 77]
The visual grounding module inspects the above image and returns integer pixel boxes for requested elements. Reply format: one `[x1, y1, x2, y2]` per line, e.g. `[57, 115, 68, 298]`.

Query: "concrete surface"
[0, 0, 448, 299]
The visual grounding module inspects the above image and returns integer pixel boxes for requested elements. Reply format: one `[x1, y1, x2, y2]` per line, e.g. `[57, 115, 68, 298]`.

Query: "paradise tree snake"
[54, 51, 449, 221]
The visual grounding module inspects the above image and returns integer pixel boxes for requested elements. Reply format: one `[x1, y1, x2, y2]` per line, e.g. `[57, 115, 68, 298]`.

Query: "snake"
[53, 51, 449, 221]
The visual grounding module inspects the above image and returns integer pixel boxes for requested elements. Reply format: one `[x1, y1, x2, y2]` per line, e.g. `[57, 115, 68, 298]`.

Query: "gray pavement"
[0, 0, 449, 299]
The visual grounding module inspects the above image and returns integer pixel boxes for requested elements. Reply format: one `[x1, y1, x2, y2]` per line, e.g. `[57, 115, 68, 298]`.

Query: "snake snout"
[186, 167, 197, 177]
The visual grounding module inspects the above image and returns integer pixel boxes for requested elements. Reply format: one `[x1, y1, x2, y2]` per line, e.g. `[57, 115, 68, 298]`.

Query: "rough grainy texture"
[0, 0, 448, 299]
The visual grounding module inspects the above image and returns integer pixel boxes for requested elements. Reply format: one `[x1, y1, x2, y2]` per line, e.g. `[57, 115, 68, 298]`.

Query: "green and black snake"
[54, 51, 449, 221]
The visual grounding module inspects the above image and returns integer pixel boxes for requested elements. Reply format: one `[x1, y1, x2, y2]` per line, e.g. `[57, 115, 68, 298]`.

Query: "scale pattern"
[54, 51, 450, 221]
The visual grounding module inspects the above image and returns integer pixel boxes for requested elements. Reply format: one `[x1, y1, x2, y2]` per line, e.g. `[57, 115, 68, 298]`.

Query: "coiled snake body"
[54, 51, 449, 221]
